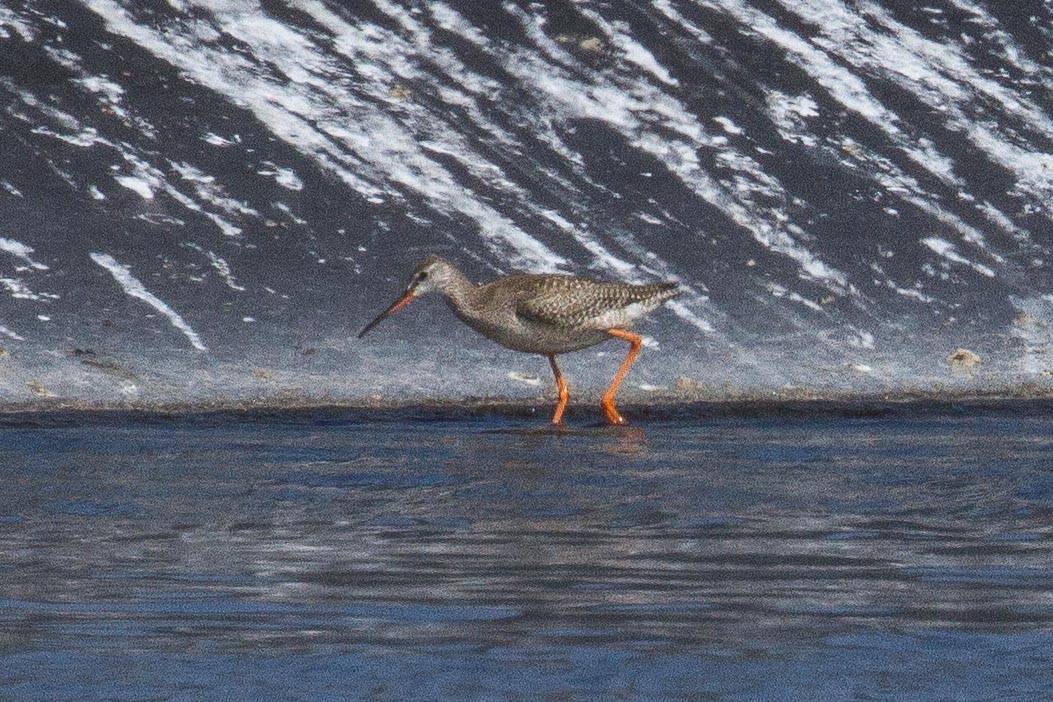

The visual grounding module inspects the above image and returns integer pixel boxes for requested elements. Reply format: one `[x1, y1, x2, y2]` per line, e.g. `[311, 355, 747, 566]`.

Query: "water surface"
[1, 404, 1051, 700]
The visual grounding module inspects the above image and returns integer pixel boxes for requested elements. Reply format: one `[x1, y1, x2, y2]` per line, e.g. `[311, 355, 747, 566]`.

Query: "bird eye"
[418, 271, 429, 280]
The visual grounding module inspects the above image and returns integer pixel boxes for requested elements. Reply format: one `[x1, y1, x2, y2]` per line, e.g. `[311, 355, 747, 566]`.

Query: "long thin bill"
[357, 291, 415, 338]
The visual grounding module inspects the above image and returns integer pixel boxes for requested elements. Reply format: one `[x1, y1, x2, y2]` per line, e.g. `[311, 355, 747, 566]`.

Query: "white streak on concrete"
[576, 8, 680, 86]
[115, 175, 154, 199]
[204, 132, 233, 146]
[257, 164, 304, 191]
[0, 277, 58, 301]
[30, 125, 102, 148]
[0, 6, 36, 41]
[90, 253, 208, 351]
[667, 300, 715, 333]
[921, 237, 995, 277]
[206, 251, 245, 291]
[0, 238, 49, 270]
[713, 116, 744, 135]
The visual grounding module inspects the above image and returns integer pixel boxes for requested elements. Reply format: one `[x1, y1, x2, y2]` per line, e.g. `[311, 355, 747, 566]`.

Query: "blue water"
[1, 405, 1052, 700]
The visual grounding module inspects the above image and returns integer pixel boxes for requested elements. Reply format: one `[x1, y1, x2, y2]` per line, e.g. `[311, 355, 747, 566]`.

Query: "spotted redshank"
[358, 256, 681, 425]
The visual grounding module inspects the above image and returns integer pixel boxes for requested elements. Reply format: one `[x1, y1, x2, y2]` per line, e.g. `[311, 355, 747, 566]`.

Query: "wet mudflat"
[0, 403, 1051, 701]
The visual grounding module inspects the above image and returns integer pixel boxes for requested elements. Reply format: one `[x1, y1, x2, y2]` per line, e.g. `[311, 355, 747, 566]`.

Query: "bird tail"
[650, 281, 682, 302]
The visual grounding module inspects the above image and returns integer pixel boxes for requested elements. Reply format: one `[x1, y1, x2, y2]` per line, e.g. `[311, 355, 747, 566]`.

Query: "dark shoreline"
[2, 393, 1053, 428]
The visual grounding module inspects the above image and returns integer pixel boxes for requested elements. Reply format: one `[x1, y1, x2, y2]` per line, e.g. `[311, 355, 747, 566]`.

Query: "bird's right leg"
[548, 354, 570, 425]
[601, 328, 642, 425]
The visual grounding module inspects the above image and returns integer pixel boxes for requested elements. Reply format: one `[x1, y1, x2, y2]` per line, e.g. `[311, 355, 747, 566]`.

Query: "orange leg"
[601, 328, 642, 426]
[548, 354, 570, 425]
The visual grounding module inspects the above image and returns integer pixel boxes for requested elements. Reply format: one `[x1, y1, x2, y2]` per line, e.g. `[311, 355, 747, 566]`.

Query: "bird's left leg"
[548, 354, 570, 425]
[601, 328, 642, 425]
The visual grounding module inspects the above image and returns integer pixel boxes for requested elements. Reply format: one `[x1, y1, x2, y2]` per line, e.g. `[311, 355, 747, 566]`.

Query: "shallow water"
[1, 405, 1052, 700]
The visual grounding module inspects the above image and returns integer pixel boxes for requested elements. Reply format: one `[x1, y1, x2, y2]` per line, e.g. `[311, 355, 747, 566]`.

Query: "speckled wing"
[514, 276, 679, 329]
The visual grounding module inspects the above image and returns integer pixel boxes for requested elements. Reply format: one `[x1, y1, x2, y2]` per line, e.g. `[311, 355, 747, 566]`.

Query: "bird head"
[357, 256, 455, 338]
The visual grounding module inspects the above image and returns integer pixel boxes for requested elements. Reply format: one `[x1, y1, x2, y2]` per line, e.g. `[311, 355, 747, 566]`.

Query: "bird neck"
[436, 265, 479, 311]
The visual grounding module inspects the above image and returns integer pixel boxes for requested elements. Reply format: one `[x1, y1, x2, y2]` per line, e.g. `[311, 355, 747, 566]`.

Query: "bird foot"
[601, 397, 627, 425]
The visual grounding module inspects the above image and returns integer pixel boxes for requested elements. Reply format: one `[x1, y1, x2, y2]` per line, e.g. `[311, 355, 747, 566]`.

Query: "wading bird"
[358, 256, 680, 425]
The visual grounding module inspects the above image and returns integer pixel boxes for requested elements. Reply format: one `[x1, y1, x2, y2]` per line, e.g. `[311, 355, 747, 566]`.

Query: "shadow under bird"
[358, 256, 681, 425]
